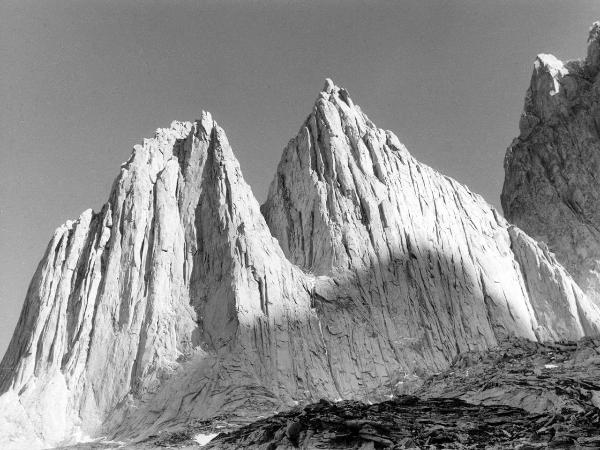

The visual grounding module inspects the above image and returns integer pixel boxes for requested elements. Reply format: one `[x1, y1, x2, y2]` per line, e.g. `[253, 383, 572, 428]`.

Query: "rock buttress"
[502, 22, 600, 305]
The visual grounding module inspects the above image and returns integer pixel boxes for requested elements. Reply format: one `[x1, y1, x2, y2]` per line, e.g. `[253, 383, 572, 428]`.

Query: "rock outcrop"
[208, 337, 600, 450]
[502, 22, 600, 305]
[1, 79, 599, 449]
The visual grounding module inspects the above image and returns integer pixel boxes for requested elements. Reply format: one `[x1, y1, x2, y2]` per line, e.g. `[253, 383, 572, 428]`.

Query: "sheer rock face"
[1, 80, 600, 449]
[502, 22, 600, 305]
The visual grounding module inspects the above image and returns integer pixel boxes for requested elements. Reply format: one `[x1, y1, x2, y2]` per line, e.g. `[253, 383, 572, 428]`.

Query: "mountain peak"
[263, 72, 600, 350]
[320, 77, 354, 106]
[502, 22, 600, 306]
[323, 77, 336, 93]
[0, 113, 324, 446]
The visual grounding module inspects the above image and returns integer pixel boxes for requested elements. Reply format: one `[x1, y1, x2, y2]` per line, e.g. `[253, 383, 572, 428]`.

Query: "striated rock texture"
[502, 22, 600, 305]
[209, 337, 600, 450]
[1, 80, 599, 449]
[0, 115, 335, 448]
[261, 79, 600, 377]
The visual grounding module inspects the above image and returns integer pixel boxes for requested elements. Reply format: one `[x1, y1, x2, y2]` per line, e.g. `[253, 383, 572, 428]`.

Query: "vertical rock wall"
[502, 22, 600, 305]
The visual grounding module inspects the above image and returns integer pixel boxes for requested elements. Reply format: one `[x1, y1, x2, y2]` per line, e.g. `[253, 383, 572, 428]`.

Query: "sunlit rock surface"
[262, 79, 600, 372]
[0, 116, 333, 448]
[1, 78, 599, 449]
[502, 22, 600, 305]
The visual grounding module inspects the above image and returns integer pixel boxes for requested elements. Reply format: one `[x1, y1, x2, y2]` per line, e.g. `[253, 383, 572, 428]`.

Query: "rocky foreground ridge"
[1, 24, 600, 450]
[203, 337, 600, 449]
[52, 336, 600, 449]
[503, 21, 600, 304]
[51, 338, 600, 450]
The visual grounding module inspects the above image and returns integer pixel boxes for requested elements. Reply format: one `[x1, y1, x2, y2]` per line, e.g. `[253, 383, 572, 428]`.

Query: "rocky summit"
[502, 22, 600, 305]
[1, 24, 600, 450]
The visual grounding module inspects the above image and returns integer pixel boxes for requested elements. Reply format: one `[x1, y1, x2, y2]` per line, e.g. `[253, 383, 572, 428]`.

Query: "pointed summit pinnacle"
[323, 78, 335, 93]
[587, 21, 600, 71]
[319, 78, 354, 108]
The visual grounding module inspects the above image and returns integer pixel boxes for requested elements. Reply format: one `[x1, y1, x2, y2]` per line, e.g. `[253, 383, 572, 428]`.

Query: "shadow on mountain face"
[102, 201, 499, 443]
[315, 240, 526, 393]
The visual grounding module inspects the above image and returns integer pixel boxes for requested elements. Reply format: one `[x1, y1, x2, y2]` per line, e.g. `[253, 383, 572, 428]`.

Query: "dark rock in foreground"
[208, 396, 599, 449]
[205, 338, 600, 449]
[53, 337, 600, 448]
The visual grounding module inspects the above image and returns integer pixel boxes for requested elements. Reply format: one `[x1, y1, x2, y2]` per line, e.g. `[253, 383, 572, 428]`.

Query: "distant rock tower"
[502, 22, 600, 305]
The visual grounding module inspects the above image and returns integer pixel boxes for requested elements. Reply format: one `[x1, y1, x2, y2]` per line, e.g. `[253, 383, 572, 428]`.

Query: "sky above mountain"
[1, 0, 598, 356]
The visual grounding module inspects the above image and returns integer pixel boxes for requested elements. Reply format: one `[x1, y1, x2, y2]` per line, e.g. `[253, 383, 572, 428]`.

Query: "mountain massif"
[1, 23, 599, 450]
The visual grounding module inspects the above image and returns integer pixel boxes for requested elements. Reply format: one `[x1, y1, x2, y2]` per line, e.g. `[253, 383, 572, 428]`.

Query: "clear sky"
[1, 0, 598, 356]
